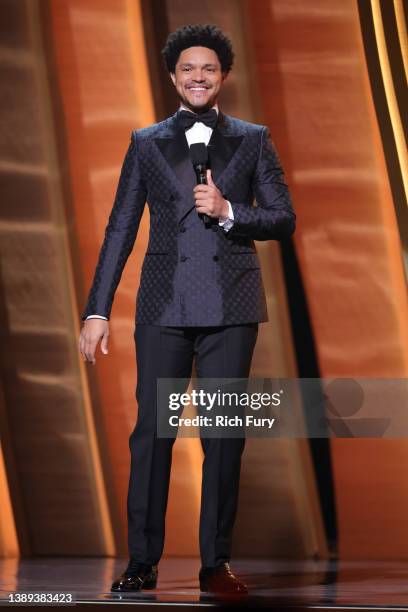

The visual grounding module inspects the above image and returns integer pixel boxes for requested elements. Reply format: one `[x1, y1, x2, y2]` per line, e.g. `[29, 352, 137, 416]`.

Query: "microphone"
[189, 142, 211, 226]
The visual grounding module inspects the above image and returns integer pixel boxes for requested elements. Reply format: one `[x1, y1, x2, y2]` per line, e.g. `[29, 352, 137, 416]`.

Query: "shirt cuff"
[218, 200, 234, 232]
[86, 315, 108, 320]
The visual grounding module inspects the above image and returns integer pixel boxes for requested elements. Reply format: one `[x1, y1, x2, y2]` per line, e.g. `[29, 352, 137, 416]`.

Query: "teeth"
[190, 87, 206, 90]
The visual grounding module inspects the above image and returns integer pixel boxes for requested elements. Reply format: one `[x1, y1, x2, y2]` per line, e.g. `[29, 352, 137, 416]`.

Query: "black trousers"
[127, 322, 258, 568]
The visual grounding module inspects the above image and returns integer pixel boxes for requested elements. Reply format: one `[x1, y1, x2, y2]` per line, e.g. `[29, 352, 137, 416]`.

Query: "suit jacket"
[81, 108, 296, 326]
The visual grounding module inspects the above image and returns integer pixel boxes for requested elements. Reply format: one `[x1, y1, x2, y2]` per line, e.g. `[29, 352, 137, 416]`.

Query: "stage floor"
[1, 557, 408, 609]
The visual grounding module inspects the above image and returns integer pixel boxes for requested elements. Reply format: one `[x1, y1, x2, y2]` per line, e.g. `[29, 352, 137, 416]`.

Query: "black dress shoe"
[111, 559, 158, 592]
[199, 562, 248, 596]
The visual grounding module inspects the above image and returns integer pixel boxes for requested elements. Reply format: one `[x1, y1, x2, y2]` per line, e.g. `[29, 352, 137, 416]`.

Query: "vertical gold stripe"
[371, 0, 408, 203]
[75, 361, 116, 555]
[0, 441, 19, 557]
[394, 0, 408, 80]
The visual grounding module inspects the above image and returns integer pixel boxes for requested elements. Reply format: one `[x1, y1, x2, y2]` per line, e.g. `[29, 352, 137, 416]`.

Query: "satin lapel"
[154, 115, 196, 199]
[153, 110, 244, 222]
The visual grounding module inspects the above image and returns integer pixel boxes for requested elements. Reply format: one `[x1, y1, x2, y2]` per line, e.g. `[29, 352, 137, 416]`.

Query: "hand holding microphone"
[190, 142, 230, 225]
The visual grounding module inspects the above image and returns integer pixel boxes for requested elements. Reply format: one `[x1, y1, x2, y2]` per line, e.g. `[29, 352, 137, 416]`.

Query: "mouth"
[187, 86, 209, 93]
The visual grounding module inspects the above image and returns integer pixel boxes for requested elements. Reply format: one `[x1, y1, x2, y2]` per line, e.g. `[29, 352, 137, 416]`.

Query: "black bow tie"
[178, 108, 218, 130]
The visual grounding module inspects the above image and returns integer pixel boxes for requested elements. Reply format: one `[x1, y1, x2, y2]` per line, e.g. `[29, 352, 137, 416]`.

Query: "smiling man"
[79, 24, 295, 597]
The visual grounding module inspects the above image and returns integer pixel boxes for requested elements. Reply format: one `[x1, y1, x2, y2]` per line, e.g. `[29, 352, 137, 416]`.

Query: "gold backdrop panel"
[246, 0, 408, 558]
[0, 0, 113, 555]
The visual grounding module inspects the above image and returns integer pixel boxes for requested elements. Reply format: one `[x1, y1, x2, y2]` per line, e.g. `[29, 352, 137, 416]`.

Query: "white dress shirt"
[86, 103, 234, 321]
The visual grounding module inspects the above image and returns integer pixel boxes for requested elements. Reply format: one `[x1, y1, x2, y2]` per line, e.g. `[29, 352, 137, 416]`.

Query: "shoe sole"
[199, 581, 248, 595]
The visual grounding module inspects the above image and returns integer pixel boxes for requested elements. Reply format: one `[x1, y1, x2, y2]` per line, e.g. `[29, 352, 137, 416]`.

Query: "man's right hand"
[78, 319, 110, 365]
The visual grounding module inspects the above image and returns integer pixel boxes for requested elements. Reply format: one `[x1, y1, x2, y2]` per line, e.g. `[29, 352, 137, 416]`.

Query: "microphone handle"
[195, 164, 211, 226]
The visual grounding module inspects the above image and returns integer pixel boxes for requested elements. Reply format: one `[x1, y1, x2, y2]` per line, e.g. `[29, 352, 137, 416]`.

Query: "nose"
[191, 69, 205, 81]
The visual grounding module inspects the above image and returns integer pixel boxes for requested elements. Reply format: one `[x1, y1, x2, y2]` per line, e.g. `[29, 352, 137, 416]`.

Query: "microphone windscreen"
[189, 142, 208, 165]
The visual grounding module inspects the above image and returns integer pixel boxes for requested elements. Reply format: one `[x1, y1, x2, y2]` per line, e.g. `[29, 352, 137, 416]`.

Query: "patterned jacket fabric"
[81, 109, 296, 326]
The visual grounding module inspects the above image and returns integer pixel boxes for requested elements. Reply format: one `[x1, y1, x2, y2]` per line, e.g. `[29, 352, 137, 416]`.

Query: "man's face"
[170, 46, 226, 112]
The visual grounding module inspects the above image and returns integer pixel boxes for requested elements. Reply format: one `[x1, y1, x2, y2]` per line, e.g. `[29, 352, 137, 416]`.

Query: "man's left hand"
[193, 169, 229, 218]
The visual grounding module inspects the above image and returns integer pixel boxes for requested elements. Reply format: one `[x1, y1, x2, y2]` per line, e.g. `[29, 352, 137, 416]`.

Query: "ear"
[170, 72, 176, 86]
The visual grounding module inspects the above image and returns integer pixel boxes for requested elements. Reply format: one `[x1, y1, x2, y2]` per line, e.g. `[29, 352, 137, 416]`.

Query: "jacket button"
[179, 226, 186, 233]
[213, 255, 219, 261]
[180, 255, 188, 262]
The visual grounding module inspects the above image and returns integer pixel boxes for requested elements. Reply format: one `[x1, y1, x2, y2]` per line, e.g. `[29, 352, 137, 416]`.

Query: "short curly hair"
[161, 24, 234, 74]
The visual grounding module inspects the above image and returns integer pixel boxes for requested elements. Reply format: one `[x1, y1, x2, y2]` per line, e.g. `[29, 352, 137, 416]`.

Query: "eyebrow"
[179, 62, 217, 68]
